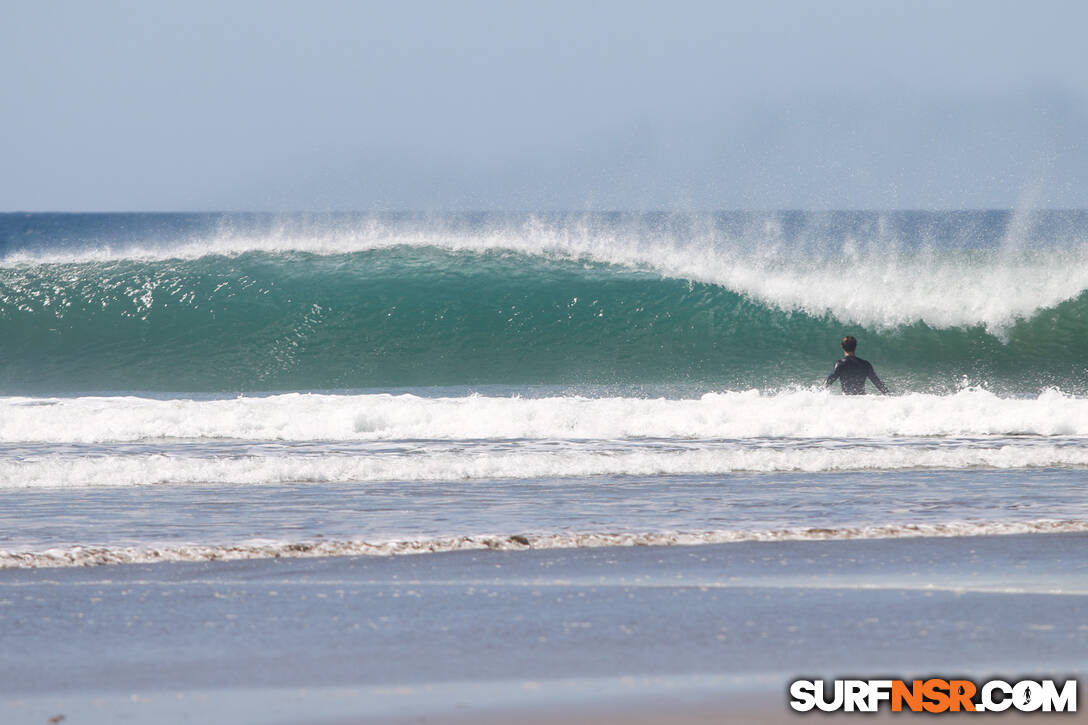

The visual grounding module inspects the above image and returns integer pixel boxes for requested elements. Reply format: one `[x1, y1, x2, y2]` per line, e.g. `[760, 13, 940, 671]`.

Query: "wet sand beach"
[2, 533, 1085, 724]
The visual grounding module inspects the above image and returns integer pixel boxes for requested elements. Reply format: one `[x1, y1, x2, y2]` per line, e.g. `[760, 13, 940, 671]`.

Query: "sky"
[2, 0, 1087, 211]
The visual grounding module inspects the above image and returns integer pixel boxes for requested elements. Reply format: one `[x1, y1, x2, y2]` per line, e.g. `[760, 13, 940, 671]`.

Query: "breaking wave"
[3, 212, 1088, 393]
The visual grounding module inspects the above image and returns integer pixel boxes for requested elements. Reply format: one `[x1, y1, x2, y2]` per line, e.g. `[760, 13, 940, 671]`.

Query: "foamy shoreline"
[4, 520, 1086, 569]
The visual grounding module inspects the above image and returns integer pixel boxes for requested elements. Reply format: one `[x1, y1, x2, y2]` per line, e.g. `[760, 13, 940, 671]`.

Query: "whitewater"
[1, 211, 1086, 568]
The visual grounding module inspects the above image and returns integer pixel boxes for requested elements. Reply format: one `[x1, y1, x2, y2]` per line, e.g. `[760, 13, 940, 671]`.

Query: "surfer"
[825, 336, 889, 395]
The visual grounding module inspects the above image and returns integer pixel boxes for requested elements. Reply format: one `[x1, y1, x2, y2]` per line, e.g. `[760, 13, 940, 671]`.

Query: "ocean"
[2, 211, 1086, 723]
[1, 211, 1087, 565]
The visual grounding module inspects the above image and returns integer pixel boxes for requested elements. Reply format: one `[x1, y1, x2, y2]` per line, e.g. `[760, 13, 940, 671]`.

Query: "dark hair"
[841, 335, 857, 353]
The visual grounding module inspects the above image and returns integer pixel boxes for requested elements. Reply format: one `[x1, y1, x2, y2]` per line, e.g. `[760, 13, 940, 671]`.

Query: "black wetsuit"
[825, 355, 889, 395]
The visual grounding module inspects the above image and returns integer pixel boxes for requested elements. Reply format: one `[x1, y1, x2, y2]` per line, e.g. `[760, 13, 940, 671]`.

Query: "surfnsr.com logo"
[789, 679, 1077, 713]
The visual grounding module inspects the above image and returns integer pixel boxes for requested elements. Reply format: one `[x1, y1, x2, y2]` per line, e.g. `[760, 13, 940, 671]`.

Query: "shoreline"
[5, 521, 1088, 570]
[3, 533, 1086, 723]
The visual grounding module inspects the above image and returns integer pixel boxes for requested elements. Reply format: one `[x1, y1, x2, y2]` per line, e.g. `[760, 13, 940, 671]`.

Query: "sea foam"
[1, 389, 1085, 444]
[3, 520, 1086, 568]
[2, 443, 1086, 489]
[4, 213, 1088, 334]
[2, 390, 1088, 488]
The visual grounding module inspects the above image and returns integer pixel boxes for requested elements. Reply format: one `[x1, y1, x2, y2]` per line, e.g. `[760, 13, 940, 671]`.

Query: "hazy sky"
[3, 1, 1087, 211]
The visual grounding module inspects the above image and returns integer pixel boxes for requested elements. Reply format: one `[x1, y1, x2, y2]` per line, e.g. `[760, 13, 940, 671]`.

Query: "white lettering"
[816, 680, 844, 712]
[1040, 679, 1077, 712]
[867, 680, 893, 711]
[844, 680, 868, 712]
[1013, 680, 1043, 712]
[982, 680, 1012, 712]
[790, 677, 1076, 713]
[789, 680, 816, 712]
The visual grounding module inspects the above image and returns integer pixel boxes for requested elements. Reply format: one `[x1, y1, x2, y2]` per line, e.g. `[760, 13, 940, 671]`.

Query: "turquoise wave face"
[2, 246, 1087, 394]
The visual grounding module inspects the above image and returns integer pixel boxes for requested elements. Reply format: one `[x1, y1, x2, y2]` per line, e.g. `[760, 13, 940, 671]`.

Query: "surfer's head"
[841, 336, 858, 353]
